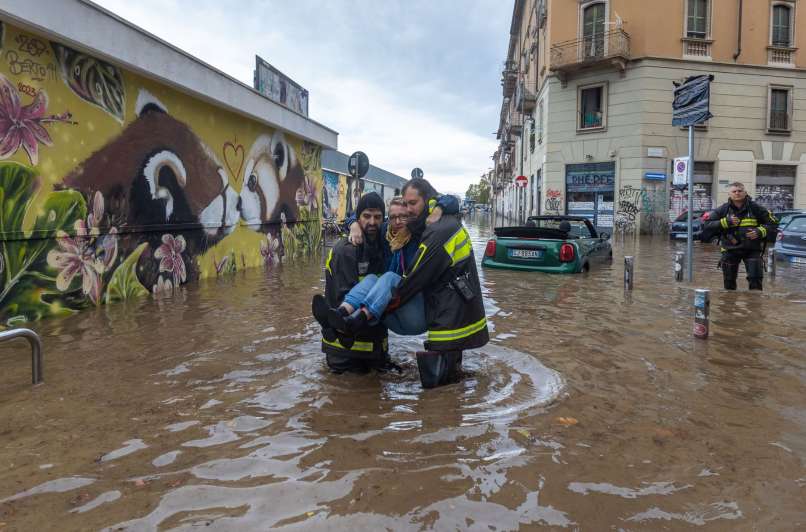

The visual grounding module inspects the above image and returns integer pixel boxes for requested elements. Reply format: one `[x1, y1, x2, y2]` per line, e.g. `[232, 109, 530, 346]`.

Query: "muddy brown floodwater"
[1, 216, 805, 531]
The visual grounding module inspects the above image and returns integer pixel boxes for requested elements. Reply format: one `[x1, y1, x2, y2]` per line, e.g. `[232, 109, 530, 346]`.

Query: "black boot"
[312, 295, 338, 342]
[749, 279, 763, 290]
[342, 311, 369, 334]
[416, 351, 463, 389]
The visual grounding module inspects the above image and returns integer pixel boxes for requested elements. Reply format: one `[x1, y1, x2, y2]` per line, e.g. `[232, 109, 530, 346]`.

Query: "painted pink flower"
[0, 73, 73, 165]
[297, 176, 318, 210]
[154, 234, 187, 286]
[46, 222, 105, 304]
[260, 233, 281, 267]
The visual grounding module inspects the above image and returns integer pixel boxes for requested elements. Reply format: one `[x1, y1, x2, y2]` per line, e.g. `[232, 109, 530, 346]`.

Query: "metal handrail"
[0, 328, 43, 384]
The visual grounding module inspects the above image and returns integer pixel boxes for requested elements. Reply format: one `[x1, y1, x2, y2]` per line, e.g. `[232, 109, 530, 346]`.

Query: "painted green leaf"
[105, 242, 149, 303]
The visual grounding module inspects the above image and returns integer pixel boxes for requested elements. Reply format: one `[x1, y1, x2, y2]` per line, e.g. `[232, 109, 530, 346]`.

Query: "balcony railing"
[501, 60, 518, 97]
[769, 111, 790, 131]
[550, 30, 630, 79]
[768, 46, 795, 66]
[682, 38, 712, 59]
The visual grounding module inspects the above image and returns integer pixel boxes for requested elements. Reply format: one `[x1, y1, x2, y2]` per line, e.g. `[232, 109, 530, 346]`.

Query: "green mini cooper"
[482, 216, 612, 273]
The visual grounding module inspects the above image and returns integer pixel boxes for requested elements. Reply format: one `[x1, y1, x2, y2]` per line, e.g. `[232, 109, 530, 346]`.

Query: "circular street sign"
[411, 167, 424, 179]
[515, 175, 528, 188]
[348, 151, 370, 179]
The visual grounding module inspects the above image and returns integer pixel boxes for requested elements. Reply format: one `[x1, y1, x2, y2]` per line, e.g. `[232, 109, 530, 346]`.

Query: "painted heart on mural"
[223, 140, 245, 183]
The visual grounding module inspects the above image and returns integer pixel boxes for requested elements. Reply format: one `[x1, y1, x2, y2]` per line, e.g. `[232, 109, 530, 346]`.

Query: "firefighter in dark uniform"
[392, 178, 489, 388]
[701, 181, 777, 290]
[315, 192, 389, 373]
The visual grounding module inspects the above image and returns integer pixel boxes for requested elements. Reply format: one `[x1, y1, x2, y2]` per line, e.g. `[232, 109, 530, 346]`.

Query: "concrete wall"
[0, 19, 328, 324]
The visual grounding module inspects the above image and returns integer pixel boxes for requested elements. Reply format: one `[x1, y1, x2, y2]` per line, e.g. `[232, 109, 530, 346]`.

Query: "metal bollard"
[674, 251, 685, 282]
[693, 289, 710, 339]
[0, 328, 43, 384]
[624, 256, 634, 290]
[767, 250, 776, 278]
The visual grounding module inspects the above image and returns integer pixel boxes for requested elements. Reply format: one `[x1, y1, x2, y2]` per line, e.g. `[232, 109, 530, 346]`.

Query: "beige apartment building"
[492, 0, 806, 235]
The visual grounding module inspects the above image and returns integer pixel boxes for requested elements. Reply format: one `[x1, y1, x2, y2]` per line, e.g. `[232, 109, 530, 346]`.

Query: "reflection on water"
[1, 214, 805, 530]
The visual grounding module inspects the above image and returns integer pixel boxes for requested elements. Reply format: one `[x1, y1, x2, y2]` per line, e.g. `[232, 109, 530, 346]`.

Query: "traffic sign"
[673, 157, 689, 186]
[411, 167, 424, 179]
[348, 151, 369, 179]
[515, 175, 528, 188]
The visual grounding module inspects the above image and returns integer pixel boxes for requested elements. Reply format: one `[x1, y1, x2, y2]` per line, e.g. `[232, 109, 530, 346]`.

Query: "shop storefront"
[669, 162, 714, 219]
[565, 162, 615, 232]
[755, 164, 796, 212]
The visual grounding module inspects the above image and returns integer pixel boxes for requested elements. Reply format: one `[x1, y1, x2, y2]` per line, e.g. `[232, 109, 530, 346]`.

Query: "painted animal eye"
[247, 174, 257, 192]
[273, 142, 285, 169]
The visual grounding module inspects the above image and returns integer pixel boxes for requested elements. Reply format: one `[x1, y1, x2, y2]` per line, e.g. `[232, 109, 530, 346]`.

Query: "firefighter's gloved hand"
[747, 228, 759, 240]
[728, 214, 740, 226]
[386, 293, 402, 313]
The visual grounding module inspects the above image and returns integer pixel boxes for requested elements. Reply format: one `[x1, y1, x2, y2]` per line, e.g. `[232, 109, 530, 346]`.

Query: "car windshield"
[674, 211, 704, 222]
[528, 219, 592, 238]
[787, 217, 806, 232]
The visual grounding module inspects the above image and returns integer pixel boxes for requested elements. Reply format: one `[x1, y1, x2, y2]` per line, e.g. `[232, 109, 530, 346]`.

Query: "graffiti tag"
[544, 188, 562, 213]
[5, 51, 57, 80]
[15, 34, 49, 57]
[16, 82, 37, 98]
[615, 185, 645, 235]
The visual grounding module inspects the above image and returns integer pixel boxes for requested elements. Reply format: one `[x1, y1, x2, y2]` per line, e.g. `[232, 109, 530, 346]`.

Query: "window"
[687, 0, 709, 39]
[582, 2, 606, 59]
[771, 3, 793, 47]
[578, 83, 606, 131]
[768, 86, 792, 132]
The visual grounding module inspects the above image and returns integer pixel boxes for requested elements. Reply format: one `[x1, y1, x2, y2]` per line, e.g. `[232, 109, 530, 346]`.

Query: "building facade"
[492, 0, 806, 235]
[0, 0, 337, 324]
[321, 150, 407, 222]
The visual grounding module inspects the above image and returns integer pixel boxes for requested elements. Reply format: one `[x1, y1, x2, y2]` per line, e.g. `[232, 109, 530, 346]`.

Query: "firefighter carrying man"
[701, 181, 777, 290]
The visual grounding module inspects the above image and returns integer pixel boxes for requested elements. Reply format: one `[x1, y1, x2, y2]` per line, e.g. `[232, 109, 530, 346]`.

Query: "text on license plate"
[509, 249, 543, 259]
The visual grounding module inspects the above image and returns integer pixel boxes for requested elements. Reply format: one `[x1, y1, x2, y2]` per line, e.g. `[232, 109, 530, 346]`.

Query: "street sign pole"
[686, 125, 694, 282]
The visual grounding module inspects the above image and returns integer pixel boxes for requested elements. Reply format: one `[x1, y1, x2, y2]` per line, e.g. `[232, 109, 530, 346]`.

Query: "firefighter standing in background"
[702, 182, 777, 290]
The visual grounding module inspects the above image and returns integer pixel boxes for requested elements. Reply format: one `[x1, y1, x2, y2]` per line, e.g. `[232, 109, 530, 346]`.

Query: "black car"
[669, 211, 708, 241]
[774, 214, 806, 265]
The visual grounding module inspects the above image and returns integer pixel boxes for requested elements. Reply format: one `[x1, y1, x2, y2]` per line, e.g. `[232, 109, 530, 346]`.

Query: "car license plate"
[509, 249, 542, 259]
[790, 256, 806, 264]
[674, 234, 687, 240]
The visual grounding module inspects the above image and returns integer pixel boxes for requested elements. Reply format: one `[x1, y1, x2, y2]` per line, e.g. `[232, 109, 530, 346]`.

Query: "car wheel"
[582, 262, 590, 273]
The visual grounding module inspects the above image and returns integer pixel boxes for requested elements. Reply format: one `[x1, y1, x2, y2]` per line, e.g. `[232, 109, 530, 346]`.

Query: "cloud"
[94, 0, 510, 194]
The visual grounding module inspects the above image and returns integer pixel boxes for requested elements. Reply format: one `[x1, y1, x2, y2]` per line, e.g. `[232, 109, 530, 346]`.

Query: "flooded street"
[1, 216, 805, 531]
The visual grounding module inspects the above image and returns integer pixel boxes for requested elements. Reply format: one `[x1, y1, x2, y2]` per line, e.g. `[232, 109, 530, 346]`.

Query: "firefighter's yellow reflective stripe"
[427, 317, 487, 342]
[322, 338, 375, 352]
[720, 217, 729, 229]
[443, 228, 472, 266]
[404, 243, 428, 279]
[739, 218, 758, 227]
[428, 198, 437, 214]
[768, 211, 778, 223]
[325, 248, 334, 274]
[758, 226, 767, 237]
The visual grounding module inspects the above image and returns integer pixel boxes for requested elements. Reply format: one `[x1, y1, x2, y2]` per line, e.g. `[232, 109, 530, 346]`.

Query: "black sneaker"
[343, 311, 369, 334]
[311, 294, 330, 328]
[327, 306, 350, 331]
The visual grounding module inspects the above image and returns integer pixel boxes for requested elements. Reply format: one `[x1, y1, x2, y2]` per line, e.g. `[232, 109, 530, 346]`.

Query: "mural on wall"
[322, 170, 340, 220]
[0, 22, 322, 325]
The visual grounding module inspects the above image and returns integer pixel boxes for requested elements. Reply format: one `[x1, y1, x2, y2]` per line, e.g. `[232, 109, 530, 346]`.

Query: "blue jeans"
[343, 272, 426, 335]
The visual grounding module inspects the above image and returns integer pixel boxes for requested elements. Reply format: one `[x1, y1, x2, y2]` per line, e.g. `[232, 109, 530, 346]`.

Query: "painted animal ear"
[135, 89, 168, 117]
[143, 150, 187, 196]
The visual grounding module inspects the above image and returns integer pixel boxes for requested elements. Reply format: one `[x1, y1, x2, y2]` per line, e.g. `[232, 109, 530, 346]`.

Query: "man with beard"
[315, 192, 389, 373]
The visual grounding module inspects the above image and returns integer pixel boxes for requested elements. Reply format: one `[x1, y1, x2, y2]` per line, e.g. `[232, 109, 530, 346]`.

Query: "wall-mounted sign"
[647, 147, 666, 158]
[515, 175, 528, 187]
[673, 157, 689, 186]
[644, 172, 667, 181]
[254, 55, 309, 116]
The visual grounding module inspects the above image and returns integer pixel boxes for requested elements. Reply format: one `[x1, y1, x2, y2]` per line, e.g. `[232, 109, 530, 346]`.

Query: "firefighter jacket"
[702, 198, 777, 252]
[396, 215, 489, 352]
[322, 237, 388, 360]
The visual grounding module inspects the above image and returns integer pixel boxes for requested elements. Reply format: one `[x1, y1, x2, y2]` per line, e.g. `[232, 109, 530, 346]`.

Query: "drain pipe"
[733, 0, 743, 61]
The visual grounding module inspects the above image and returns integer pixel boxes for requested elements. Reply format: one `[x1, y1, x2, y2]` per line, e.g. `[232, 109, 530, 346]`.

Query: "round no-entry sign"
[515, 175, 528, 187]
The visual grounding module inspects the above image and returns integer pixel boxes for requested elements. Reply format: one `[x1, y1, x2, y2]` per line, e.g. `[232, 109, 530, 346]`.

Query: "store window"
[756, 164, 796, 212]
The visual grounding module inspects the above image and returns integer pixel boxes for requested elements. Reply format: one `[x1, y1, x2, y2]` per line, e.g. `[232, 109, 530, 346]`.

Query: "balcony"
[550, 30, 630, 86]
[769, 110, 790, 132]
[501, 60, 518, 98]
[516, 83, 537, 112]
[768, 46, 796, 67]
[682, 38, 712, 60]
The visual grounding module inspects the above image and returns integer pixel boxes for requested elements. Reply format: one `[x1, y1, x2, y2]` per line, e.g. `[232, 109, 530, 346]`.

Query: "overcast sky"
[95, 0, 512, 195]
